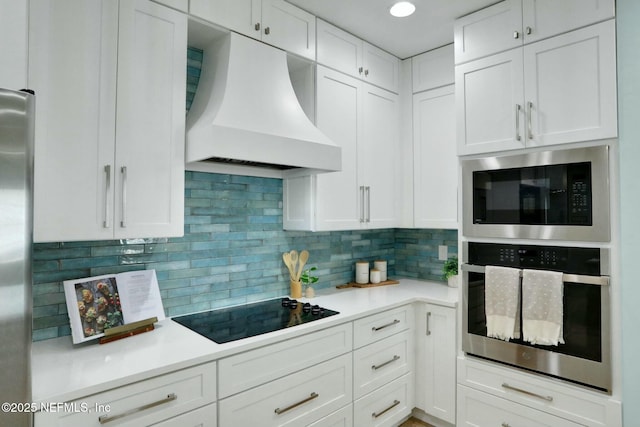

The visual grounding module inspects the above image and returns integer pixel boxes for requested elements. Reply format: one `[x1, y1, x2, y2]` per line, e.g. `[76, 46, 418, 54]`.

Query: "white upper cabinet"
[189, 0, 316, 60]
[283, 66, 399, 231]
[0, 0, 28, 89]
[31, 0, 186, 242]
[317, 19, 400, 92]
[454, 0, 614, 64]
[457, 19, 616, 155]
[413, 85, 458, 229]
[412, 44, 454, 93]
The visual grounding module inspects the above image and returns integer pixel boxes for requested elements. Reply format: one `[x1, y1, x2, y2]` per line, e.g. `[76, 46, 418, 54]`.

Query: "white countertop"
[31, 278, 458, 403]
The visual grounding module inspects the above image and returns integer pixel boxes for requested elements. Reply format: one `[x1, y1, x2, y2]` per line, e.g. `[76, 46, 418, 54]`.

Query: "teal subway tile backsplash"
[32, 171, 457, 341]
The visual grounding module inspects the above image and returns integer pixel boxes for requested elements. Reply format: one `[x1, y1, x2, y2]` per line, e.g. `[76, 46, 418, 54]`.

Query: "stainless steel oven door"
[461, 145, 610, 241]
[461, 263, 612, 393]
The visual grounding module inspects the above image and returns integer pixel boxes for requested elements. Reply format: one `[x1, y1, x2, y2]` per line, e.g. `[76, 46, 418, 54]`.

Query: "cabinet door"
[413, 86, 457, 229]
[416, 304, 456, 424]
[114, 0, 186, 238]
[522, 0, 615, 43]
[262, 0, 316, 60]
[315, 66, 362, 231]
[0, 0, 28, 88]
[362, 42, 400, 93]
[457, 385, 583, 427]
[454, 0, 523, 64]
[523, 20, 617, 147]
[412, 44, 454, 93]
[456, 48, 525, 155]
[362, 84, 399, 229]
[189, 0, 260, 38]
[316, 19, 362, 79]
[31, 0, 119, 242]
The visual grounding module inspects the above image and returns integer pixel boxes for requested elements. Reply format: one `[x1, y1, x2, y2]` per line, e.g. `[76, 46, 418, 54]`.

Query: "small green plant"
[443, 256, 458, 280]
[300, 266, 319, 286]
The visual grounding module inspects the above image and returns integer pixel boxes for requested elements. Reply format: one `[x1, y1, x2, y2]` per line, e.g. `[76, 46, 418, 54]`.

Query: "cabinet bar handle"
[513, 30, 520, 39]
[274, 392, 318, 415]
[372, 400, 400, 418]
[426, 312, 432, 336]
[254, 22, 260, 31]
[103, 165, 111, 228]
[365, 186, 371, 223]
[98, 393, 177, 424]
[360, 186, 365, 222]
[526, 26, 532, 35]
[502, 423, 511, 427]
[515, 104, 521, 141]
[527, 101, 534, 140]
[264, 26, 270, 35]
[364, 69, 369, 76]
[372, 319, 400, 331]
[120, 166, 127, 228]
[359, 66, 363, 75]
[501, 383, 553, 402]
[372, 355, 400, 370]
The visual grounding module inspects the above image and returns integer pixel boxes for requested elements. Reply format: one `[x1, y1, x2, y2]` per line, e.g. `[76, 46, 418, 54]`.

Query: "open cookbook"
[63, 270, 165, 344]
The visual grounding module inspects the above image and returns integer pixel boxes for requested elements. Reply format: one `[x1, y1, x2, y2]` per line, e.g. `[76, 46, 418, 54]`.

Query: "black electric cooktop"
[172, 298, 339, 344]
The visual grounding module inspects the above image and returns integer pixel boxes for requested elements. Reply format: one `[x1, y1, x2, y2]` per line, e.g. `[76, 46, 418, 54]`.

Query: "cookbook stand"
[99, 317, 158, 344]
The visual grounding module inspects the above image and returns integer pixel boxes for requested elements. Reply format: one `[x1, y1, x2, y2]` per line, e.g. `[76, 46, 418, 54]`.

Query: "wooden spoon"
[282, 252, 294, 280]
[297, 250, 309, 281]
[290, 250, 299, 279]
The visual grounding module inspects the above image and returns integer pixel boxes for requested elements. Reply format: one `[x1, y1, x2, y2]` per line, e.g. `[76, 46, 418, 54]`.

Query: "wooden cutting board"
[336, 279, 399, 289]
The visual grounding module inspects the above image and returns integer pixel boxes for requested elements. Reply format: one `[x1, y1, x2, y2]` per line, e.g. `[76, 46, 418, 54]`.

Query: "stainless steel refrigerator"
[0, 88, 34, 427]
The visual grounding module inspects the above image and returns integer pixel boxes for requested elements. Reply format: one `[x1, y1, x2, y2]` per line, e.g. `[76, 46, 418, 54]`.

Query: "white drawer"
[219, 353, 352, 427]
[458, 385, 582, 427]
[458, 357, 622, 427]
[307, 404, 353, 427]
[353, 330, 413, 399]
[150, 403, 216, 427]
[218, 323, 352, 398]
[35, 362, 216, 427]
[353, 373, 413, 427]
[353, 305, 413, 349]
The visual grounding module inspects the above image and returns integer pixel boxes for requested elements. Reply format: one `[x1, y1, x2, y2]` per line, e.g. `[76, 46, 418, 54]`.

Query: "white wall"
[616, 0, 640, 424]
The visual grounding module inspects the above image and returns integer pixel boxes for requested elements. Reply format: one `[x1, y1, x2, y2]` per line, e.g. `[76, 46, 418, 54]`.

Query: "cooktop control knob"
[302, 302, 312, 313]
[281, 297, 291, 307]
[311, 305, 322, 315]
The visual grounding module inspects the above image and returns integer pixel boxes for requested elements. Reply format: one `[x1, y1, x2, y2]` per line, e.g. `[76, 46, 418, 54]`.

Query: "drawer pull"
[98, 393, 177, 424]
[372, 355, 400, 370]
[274, 392, 318, 415]
[372, 399, 400, 418]
[372, 319, 400, 332]
[501, 423, 511, 427]
[501, 383, 553, 402]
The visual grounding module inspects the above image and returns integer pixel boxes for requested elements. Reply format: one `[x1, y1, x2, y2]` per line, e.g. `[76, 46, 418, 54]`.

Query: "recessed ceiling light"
[389, 1, 416, 18]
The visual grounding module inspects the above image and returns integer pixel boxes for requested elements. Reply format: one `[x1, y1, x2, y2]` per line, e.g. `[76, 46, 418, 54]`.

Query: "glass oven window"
[472, 162, 592, 226]
[467, 272, 602, 362]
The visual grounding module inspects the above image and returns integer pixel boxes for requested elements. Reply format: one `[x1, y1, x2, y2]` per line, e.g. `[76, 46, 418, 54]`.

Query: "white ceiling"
[286, 0, 498, 59]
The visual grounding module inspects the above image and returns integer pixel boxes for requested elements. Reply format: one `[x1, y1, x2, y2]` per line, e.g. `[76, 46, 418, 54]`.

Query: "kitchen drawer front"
[353, 330, 413, 399]
[458, 357, 622, 427]
[353, 305, 413, 349]
[150, 403, 216, 426]
[218, 323, 352, 398]
[219, 353, 352, 427]
[353, 372, 413, 427]
[458, 384, 582, 427]
[307, 404, 353, 427]
[34, 362, 216, 427]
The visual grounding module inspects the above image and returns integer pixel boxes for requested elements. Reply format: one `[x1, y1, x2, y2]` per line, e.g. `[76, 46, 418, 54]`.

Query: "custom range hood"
[186, 32, 341, 172]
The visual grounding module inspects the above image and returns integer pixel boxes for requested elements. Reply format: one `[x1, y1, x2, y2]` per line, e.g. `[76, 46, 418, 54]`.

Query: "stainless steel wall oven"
[461, 241, 611, 392]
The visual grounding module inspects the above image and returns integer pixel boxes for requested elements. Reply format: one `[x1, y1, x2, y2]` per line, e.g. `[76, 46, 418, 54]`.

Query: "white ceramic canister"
[355, 261, 369, 284]
[373, 260, 387, 281]
[370, 269, 381, 284]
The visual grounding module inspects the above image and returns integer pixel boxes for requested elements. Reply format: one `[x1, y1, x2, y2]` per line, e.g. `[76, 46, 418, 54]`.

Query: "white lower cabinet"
[415, 303, 456, 424]
[34, 362, 216, 427]
[354, 373, 413, 427]
[458, 385, 582, 427]
[151, 403, 216, 427]
[218, 353, 352, 427]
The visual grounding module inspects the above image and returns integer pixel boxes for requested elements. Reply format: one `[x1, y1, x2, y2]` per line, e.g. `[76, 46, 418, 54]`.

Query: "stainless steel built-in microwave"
[461, 146, 610, 242]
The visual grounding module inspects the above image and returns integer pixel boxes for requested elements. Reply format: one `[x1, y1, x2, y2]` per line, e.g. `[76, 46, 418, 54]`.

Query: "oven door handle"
[461, 264, 609, 286]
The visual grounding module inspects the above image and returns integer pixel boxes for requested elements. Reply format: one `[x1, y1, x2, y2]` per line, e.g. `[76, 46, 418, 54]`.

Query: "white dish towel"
[485, 265, 521, 341]
[522, 269, 565, 346]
